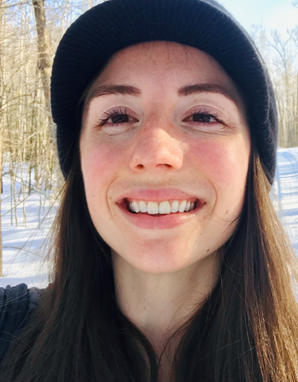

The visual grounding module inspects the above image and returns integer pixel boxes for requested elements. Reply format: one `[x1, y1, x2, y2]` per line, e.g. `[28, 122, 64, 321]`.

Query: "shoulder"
[0, 284, 44, 364]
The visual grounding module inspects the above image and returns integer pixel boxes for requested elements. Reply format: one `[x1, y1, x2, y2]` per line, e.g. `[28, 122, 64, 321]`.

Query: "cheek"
[80, 140, 127, 198]
[189, 136, 250, 218]
[189, 137, 250, 186]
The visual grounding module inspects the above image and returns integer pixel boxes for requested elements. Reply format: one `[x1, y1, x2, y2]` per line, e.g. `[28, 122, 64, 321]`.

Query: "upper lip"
[115, 188, 204, 204]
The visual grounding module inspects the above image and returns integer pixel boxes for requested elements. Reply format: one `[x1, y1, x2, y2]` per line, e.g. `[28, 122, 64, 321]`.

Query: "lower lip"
[117, 202, 204, 229]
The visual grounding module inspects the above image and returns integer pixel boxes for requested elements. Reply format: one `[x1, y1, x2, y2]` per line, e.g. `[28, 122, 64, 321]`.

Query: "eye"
[182, 106, 226, 129]
[182, 107, 227, 133]
[110, 114, 129, 124]
[192, 113, 216, 123]
[99, 107, 137, 127]
[186, 111, 218, 124]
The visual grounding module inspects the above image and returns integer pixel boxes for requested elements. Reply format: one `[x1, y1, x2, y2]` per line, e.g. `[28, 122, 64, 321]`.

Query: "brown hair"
[1, 142, 298, 381]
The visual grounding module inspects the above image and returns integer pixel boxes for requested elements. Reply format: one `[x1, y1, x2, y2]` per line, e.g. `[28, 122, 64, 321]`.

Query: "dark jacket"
[0, 284, 42, 365]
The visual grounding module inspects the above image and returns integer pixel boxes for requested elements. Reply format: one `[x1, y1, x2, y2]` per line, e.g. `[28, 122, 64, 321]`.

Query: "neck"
[112, 250, 220, 358]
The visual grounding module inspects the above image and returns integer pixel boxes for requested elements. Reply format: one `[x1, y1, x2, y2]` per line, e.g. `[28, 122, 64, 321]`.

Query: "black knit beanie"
[51, 0, 278, 183]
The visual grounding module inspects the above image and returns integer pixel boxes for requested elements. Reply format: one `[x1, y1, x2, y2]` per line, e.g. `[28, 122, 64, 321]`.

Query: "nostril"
[159, 163, 172, 168]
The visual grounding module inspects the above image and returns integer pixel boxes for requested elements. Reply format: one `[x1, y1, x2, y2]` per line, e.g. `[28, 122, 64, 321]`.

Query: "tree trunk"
[0, 0, 3, 277]
[32, 0, 55, 140]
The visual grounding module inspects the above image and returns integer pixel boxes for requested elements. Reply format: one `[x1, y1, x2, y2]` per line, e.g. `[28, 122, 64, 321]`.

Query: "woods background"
[0, 0, 297, 275]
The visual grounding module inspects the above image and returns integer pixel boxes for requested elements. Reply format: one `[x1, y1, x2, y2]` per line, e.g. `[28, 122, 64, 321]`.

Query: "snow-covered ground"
[0, 148, 297, 288]
[0, 167, 58, 288]
[273, 148, 298, 255]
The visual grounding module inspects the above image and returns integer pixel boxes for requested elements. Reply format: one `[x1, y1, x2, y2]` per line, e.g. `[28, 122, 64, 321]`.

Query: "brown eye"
[192, 113, 216, 123]
[98, 106, 138, 127]
[111, 114, 129, 124]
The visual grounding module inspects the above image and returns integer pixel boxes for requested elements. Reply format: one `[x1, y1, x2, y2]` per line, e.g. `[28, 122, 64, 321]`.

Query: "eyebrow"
[178, 83, 236, 103]
[85, 85, 141, 106]
[85, 83, 237, 105]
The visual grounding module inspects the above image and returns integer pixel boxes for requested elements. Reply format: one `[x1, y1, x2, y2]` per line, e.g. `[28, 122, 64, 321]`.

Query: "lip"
[116, 188, 204, 204]
[115, 189, 206, 229]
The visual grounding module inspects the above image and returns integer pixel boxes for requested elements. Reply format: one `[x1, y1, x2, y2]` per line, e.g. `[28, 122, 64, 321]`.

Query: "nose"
[129, 121, 183, 172]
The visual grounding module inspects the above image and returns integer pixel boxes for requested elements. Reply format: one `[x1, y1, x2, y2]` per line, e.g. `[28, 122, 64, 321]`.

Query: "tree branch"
[0, 1, 29, 9]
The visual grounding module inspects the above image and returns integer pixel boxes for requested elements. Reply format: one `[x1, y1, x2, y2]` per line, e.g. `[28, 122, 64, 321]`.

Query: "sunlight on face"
[80, 41, 251, 275]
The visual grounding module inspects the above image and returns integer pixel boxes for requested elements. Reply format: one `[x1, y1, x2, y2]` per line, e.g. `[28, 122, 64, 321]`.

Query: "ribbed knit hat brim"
[51, 0, 278, 182]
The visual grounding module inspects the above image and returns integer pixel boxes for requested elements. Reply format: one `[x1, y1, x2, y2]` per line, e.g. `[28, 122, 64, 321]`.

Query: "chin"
[111, 240, 218, 275]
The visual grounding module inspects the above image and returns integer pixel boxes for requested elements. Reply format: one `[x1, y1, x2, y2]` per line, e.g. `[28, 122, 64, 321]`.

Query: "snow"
[0, 167, 57, 288]
[273, 148, 298, 255]
[0, 148, 297, 288]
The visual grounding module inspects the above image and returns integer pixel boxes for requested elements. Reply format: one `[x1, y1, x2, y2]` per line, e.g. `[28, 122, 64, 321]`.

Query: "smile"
[128, 199, 197, 214]
[117, 196, 206, 229]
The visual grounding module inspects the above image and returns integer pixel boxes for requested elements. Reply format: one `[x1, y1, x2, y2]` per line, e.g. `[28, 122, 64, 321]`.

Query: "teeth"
[171, 201, 179, 213]
[139, 201, 147, 213]
[128, 200, 197, 214]
[131, 200, 139, 213]
[185, 201, 191, 212]
[178, 200, 186, 213]
[147, 201, 159, 215]
[159, 201, 171, 214]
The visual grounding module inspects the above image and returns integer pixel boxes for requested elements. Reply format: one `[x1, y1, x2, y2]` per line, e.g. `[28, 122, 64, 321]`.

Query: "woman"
[0, 0, 298, 381]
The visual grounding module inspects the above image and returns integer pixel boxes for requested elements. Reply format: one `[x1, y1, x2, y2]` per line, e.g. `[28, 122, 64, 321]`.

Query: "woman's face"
[80, 42, 250, 274]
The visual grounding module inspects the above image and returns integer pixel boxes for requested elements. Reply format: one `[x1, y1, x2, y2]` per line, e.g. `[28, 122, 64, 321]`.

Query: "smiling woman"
[80, 42, 250, 278]
[1, 0, 298, 381]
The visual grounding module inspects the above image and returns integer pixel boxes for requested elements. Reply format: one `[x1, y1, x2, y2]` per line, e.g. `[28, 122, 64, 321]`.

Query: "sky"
[219, 0, 298, 36]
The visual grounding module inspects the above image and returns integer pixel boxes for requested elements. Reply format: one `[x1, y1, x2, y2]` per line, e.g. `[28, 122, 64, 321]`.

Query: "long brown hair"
[1, 141, 298, 381]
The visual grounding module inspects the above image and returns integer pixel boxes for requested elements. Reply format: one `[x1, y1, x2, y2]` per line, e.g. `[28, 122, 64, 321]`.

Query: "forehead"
[85, 41, 246, 113]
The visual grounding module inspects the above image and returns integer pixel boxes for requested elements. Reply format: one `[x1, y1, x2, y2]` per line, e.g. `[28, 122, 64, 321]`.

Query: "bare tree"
[0, 0, 3, 276]
[251, 25, 298, 148]
[32, 0, 55, 140]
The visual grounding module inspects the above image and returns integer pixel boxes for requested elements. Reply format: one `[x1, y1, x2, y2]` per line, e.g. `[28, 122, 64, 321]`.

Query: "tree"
[250, 25, 298, 147]
[32, 0, 55, 140]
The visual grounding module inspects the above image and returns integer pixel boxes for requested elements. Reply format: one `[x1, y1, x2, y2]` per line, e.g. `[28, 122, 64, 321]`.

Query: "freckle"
[225, 210, 229, 215]
[207, 249, 210, 252]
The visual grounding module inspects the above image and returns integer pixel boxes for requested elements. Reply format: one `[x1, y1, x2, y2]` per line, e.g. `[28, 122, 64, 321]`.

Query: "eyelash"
[98, 107, 131, 127]
[185, 108, 221, 124]
[98, 107, 222, 127]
